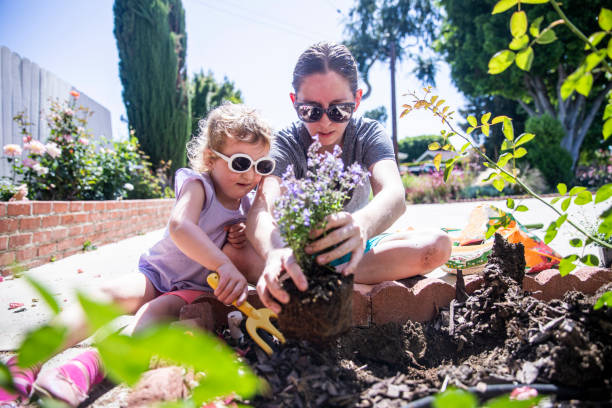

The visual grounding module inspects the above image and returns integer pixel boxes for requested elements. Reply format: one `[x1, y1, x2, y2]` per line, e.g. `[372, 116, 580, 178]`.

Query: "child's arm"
[169, 179, 248, 305]
[224, 222, 247, 249]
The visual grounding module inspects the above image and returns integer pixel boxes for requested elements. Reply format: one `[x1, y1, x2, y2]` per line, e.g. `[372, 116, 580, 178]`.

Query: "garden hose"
[404, 383, 612, 407]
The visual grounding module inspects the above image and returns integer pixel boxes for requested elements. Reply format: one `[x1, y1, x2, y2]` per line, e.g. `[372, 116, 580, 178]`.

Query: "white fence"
[0, 45, 113, 179]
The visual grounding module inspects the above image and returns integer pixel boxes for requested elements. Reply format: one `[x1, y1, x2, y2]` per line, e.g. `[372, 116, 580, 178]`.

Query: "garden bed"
[79, 235, 612, 407]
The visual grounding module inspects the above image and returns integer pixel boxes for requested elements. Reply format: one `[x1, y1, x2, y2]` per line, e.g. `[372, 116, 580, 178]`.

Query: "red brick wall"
[0, 199, 174, 273]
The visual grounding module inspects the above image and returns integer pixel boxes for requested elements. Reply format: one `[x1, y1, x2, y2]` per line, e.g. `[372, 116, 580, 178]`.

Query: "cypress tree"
[191, 71, 242, 136]
[114, 0, 190, 179]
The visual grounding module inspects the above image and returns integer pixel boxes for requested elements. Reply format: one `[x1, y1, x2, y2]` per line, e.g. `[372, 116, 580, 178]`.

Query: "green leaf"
[501, 139, 513, 151]
[599, 7, 612, 31]
[576, 72, 594, 96]
[604, 118, 612, 140]
[521, 0, 549, 3]
[556, 213, 568, 227]
[510, 11, 528, 37]
[486, 395, 542, 408]
[581, 254, 599, 266]
[483, 171, 498, 183]
[467, 126, 475, 134]
[0, 361, 15, 394]
[491, 115, 509, 124]
[492, 0, 518, 14]
[485, 222, 499, 239]
[514, 147, 527, 158]
[506, 198, 515, 209]
[604, 102, 612, 120]
[560, 76, 576, 100]
[500, 171, 516, 183]
[481, 112, 491, 124]
[429, 142, 441, 150]
[18, 325, 67, 368]
[557, 183, 567, 196]
[503, 117, 514, 140]
[467, 115, 478, 127]
[561, 197, 571, 212]
[585, 31, 607, 50]
[516, 46, 534, 71]
[544, 222, 558, 243]
[569, 238, 583, 247]
[595, 184, 612, 203]
[551, 197, 561, 204]
[559, 257, 577, 276]
[536, 28, 557, 44]
[488, 50, 515, 74]
[529, 16, 543, 37]
[444, 158, 457, 182]
[433, 153, 442, 171]
[77, 292, 124, 334]
[434, 388, 478, 408]
[97, 332, 152, 386]
[594, 291, 612, 310]
[24, 275, 60, 315]
[514, 132, 536, 147]
[497, 152, 513, 167]
[509, 34, 529, 50]
[608, 37, 612, 59]
[515, 204, 528, 212]
[493, 177, 505, 192]
[574, 190, 593, 205]
[585, 50, 606, 71]
[482, 123, 490, 136]
[569, 186, 587, 196]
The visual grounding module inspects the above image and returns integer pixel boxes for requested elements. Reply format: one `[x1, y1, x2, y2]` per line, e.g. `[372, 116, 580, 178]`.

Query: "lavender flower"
[274, 136, 369, 271]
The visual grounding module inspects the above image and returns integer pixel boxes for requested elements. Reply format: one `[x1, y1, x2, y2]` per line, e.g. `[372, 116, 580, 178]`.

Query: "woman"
[246, 41, 452, 314]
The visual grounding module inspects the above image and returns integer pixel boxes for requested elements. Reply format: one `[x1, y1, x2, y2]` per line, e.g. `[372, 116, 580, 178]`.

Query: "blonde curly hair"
[187, 103, 273, 173]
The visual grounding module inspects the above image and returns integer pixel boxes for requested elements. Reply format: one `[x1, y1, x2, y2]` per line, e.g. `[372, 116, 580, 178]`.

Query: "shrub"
[524, 114, 574, 190]
[398, 134, 444, 162]
[574, 148, 612, 188]
[403, 169, 470, 203]
[2, 93, 172, 201]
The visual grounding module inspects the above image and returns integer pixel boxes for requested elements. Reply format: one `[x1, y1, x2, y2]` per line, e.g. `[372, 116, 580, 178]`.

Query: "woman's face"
[291, 71, 362, 151]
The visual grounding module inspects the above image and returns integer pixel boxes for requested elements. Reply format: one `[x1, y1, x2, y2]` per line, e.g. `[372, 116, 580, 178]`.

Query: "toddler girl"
[1, 103, 274, 406]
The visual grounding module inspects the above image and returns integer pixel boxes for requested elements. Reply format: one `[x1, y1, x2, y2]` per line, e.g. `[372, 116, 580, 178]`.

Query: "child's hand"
[215, 263, 248, 305]
[225, 222, 247, 249]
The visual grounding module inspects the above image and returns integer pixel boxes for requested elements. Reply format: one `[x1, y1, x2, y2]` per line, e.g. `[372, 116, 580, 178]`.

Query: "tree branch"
[517, 99, 536, 116]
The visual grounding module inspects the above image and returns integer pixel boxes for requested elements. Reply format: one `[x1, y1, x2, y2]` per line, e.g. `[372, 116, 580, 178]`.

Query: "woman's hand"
[256, 248, 307, 314]
[305, 211, 368, 275]
[225, 222, 247, 248]
[215, 262, 248, 306]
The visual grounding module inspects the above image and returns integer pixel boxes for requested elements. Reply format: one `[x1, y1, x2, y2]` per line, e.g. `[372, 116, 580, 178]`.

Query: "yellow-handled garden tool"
[206, 272, 285, 355]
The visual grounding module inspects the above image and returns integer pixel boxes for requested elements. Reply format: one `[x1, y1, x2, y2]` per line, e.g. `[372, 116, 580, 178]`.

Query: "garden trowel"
[207, 272, 285, 355]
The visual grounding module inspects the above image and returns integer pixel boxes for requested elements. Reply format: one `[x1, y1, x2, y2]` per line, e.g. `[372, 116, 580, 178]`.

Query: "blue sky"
[0, 0, 466, 141]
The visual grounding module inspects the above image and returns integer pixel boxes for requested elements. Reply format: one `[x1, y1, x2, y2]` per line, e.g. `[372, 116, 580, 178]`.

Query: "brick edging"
[0, 199, 174, 273]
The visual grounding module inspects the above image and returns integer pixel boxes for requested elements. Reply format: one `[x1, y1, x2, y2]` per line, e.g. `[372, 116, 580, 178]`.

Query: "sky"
[0, 0, 467, 143]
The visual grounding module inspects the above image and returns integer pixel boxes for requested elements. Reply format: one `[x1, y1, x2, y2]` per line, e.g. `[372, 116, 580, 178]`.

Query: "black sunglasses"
[294, 102, 356, 123]
[211, 149, 276, 175]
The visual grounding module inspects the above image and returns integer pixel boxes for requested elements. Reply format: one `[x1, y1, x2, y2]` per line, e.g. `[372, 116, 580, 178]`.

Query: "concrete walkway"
[1, 197, 607, 352]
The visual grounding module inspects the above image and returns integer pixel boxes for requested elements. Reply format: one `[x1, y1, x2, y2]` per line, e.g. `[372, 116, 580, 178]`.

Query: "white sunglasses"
[211, 149, 276, 175]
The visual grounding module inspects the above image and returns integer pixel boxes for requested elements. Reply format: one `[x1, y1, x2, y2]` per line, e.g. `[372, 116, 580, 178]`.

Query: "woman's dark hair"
[292, 42, 359, 96]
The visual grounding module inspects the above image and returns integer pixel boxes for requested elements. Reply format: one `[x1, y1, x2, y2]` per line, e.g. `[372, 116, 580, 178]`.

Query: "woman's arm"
[305, 159, 405, 274]
[169, 179, 248, 305]
[246, 176, 308, 313]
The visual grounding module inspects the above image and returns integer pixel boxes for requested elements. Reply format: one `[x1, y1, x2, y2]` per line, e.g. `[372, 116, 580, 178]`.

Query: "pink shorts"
[161, 289, 209, 304]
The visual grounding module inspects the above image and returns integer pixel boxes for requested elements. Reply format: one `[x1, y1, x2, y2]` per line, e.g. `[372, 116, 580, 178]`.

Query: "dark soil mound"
[238, 234, 612, 407]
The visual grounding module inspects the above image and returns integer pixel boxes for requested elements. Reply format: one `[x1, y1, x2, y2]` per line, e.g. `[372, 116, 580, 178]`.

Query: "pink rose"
[3, 144, 22, 157]
[24, 140, 46, 155]
[22, 157, 37, 168]
[45, 142, 61, 158]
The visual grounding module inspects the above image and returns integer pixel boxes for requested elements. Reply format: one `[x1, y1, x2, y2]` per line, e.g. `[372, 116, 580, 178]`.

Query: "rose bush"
[2, 92, 171, 201]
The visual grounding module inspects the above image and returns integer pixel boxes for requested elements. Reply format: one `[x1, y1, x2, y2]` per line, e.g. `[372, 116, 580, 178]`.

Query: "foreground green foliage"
[2, 276, 260, 405]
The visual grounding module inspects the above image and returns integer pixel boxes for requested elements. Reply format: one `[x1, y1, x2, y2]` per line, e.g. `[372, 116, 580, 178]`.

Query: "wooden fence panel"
[0, 45, 112, 179]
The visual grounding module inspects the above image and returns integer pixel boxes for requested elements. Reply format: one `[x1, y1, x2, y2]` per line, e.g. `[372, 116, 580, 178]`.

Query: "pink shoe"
[33, 350, 104, 407]
[0, 356, 40, 404]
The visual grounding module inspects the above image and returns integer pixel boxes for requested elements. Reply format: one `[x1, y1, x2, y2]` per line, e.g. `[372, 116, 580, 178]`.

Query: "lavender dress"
[138, 168, 253, 293]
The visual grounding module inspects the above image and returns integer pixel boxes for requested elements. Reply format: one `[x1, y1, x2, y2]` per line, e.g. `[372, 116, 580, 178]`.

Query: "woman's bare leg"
[353, 230, 452, 284]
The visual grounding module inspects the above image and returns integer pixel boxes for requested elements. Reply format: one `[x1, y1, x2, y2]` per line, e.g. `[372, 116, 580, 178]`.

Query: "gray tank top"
[138, 168, 253, 293]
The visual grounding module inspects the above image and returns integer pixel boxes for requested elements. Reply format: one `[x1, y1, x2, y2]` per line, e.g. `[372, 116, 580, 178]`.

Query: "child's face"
[208, 138, 270, 207]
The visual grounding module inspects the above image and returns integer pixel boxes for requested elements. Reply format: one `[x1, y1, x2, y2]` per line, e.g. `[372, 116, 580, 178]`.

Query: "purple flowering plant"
[274, 136, 369, 272]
